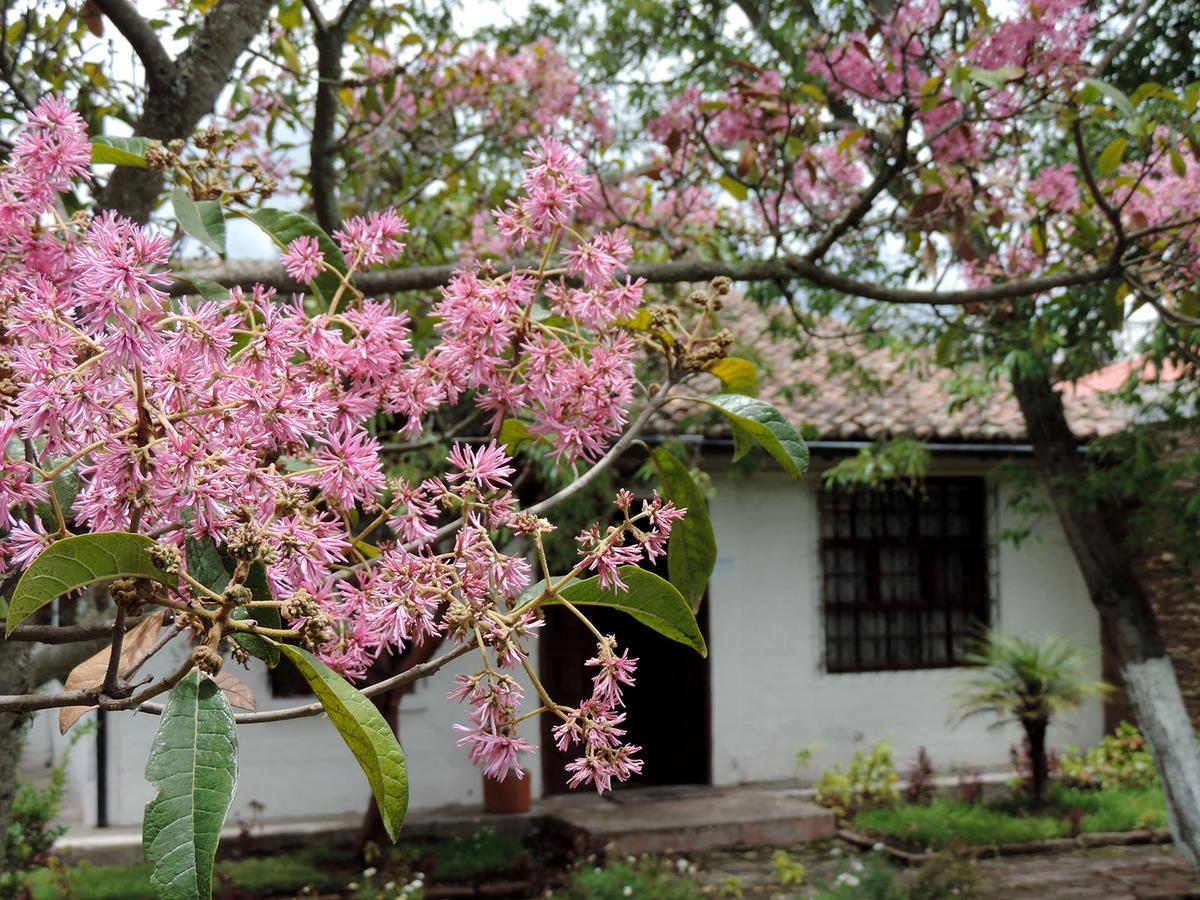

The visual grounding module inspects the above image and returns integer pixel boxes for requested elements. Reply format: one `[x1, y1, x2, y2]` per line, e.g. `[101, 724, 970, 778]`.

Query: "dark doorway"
[538, 590, 710, 793]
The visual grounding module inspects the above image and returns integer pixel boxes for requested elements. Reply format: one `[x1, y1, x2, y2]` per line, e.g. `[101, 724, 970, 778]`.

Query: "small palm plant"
[952, 632, 1109, 804]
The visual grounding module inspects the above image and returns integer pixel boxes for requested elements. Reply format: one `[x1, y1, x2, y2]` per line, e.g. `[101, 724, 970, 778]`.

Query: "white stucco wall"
[22, 457, 1105, 827]
[23, 639, 542, 829]
[706, 459, 1105, 786]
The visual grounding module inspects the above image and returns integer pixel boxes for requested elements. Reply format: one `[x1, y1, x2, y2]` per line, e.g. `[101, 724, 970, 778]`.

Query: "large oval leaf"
[91, 135, 150, 168]
[243, 208, 347, 305]
[705, 357, 758, 396]
[650, 448, 715, 612]
[548, 567, 707, 656]
[696, 393, 810, 479]
[144, 671, 238, 900]
[6, 532, 177, 635]
[278, 645, 409, 840]
[172, 188, 226, 256]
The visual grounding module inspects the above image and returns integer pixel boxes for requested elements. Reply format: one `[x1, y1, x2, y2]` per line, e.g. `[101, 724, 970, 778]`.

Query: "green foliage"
[420, 828, 525, 880]
[28, 846, 352, 899]
[952, 632, 1109, 731]
[89, 135, 150, 168]
[694, 393, 810, 479]
[550, 857, 703, 900]
[705, 357, 758, 395]
[143, 671, 239, 900]
[0, 727, 89, 899]
[814, 739, 900, 815]
[170, 188, 226, 256]
[821, 439, 931, 492]
[278, 645, 409, 841]
[649, 447, 716, 611]
[543, 567, 707, 656]
[810, 852, 908, 900]
[241, 208, 346, 304]
[771, 849, 805, 886]
[5, 532, 177, 634]
[854, 785, 1167, 848]
[1060, 722, 1158, 790]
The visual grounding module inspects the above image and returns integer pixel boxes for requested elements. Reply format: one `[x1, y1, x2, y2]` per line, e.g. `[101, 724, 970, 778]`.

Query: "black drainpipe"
[96, 709, 108, 827]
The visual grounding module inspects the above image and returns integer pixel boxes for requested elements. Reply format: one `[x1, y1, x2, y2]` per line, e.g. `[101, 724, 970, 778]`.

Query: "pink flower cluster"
[0, 98, 686, 791]
[553, 640, 643, 792]
[576, 489, 687, 591]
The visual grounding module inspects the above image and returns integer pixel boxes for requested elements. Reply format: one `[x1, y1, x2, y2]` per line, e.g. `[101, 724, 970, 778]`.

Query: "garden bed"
[843, 784, 1169, 858]
[27, 826, 573, 899]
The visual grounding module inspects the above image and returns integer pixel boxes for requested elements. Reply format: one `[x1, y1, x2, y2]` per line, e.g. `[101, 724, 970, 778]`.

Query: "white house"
[23, 307, 1123, 832]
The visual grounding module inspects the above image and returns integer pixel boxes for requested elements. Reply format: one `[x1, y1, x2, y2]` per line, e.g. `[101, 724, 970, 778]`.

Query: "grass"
[25, 828, 530, 899]
[27, 845, 353, 899]
[853, 785, 1168, 849]
[411, 828, 526, 879]
[550, 858, 703, 899]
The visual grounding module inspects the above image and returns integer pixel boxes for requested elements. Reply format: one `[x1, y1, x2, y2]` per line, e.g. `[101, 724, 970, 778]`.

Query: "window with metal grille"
[820, 477, 989, 673]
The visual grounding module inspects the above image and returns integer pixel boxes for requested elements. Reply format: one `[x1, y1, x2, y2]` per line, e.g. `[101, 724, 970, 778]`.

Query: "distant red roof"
[682, 300, 1147, 444]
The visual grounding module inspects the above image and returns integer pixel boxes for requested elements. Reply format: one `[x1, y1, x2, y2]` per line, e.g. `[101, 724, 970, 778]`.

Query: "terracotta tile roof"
[679, 299, 1138, 444]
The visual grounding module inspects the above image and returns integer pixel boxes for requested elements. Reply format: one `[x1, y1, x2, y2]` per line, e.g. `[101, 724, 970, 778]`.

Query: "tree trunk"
[1012, 368, 1200, 872]
[0, 640, 32, 872]
[1025, 718, 1049, 805]
[97, 0, 274, 222]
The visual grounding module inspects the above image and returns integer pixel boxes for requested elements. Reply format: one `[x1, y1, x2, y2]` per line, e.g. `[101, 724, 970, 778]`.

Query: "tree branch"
[98, 0, 275, 221]
[310, 0, 371, 231]
[1094, 0, 1159, 77]
[6, 619, 143, 644]
[174, 254, 1121, 306]
[91, 0, 175, 86]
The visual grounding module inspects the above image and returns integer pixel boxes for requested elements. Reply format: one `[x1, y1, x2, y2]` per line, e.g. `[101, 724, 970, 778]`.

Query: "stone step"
[539, 785, 837, 857]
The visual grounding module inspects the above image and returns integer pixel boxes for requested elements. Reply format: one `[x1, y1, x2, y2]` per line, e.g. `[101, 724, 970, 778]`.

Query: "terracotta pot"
[482, 768, 532, 814]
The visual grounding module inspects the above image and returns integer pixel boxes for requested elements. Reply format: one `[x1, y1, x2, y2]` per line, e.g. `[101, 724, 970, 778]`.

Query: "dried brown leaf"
[59, 611, 165, 734]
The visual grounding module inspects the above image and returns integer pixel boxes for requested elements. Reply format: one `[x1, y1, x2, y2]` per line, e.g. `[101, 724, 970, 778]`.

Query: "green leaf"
[173, 277, 231, 303]
[705, 357, 758, 396]
[91, 135, 150, 168]
[278, 645, 409, 840]
[1170, 144, 1187, 177]
[716, 175, 748, 201]
[6, 533, 177, 635]
[1095, 137, 1128, 178]
[548, 568, 707, 656]
[694, 394, 810, 479]
[649, 449, 715, 612]
[181, 511, 229, 595]
[242, 208, 347, 305]
[33, 466, 80, 526]
[1081, 78, 1135, 120]
[171, 188, 226, 256]
[143, 671, 238, 900]
[498, 418, 533, 454]
[1103, 282, 1128, 330]
[230, 563, 281, 667]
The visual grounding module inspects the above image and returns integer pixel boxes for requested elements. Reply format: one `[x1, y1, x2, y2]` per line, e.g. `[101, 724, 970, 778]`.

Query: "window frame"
[819, 476, 991, 674]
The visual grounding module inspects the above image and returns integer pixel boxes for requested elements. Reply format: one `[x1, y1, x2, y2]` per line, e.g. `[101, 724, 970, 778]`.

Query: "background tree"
[953, 632, 1109, 804]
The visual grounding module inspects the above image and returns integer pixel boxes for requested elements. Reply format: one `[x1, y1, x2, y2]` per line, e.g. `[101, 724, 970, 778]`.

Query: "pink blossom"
[280, 235, 326, 284]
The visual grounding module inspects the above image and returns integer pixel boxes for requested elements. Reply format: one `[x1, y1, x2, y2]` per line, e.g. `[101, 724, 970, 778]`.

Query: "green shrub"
[2, 727, 90, 900]
[551, 857, 702, 900]
[815, 739, 900, 815]
[1060, 722, 1157, 790]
